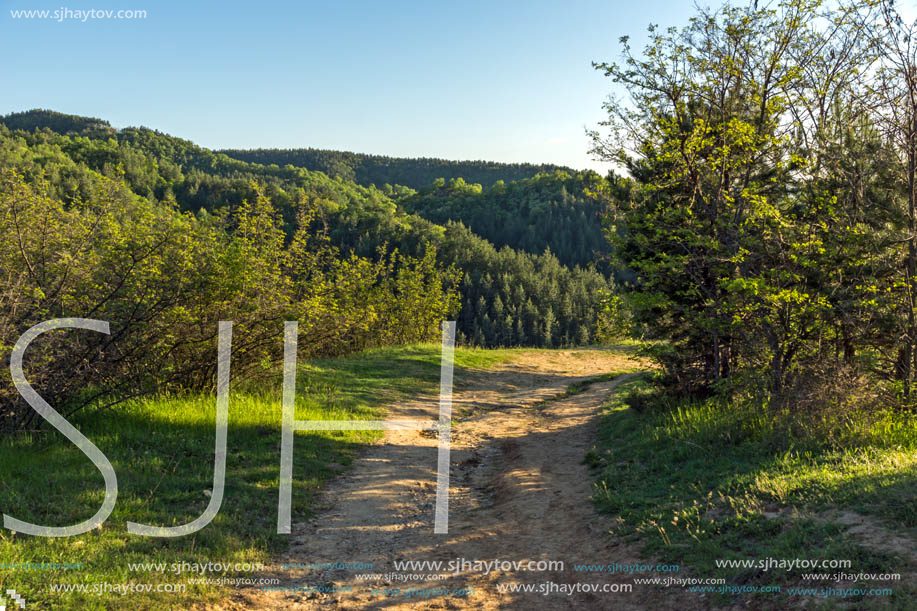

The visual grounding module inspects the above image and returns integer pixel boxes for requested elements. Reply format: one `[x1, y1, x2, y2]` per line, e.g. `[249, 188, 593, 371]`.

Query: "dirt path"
[210, 350, 701, 610]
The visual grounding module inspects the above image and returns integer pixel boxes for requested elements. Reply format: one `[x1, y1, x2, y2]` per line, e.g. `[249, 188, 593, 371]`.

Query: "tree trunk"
[904, 110, 917, 403]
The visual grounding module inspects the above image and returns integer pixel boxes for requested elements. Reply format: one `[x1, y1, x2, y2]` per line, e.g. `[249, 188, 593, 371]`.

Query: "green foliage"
[218, 146, 572, 190]
[0, 342, 520, 609]
[401, 171, 612, 269]
[0, 113, 613, 358]
[0, 109, 113, 135]
[440, 223, 614, 347]
[593, 0, 912, 403]
[591, 377, 917, 607]
[0, 165, 458, 432]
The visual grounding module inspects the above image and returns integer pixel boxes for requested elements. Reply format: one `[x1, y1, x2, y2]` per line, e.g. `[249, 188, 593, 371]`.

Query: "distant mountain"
[0, 109, 114, 135]
[0, 109, 614, 348]
[0, 110, 575, 191]
[218, 147, 574, 190]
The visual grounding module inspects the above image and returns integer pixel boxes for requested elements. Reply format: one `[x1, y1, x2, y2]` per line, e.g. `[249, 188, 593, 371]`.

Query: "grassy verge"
[589, 374, 917, 609]
[0, 343, 519, 609]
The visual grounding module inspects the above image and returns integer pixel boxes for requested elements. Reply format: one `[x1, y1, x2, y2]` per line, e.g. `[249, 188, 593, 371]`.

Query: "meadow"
[0, 344, 518, 609]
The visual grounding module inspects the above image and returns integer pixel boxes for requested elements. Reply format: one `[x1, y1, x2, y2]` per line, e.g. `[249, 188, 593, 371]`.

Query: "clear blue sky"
[1, 1, 702, 171]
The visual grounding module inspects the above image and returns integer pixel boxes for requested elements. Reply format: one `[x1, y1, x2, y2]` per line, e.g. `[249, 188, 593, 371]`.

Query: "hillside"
[400, 173, 611, 269]
[0, 110, 614, 351]
[218, 146, 573, 190]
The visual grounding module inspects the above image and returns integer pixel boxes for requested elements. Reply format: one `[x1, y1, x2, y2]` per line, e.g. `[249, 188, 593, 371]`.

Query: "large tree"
[592, 0, 894, 398]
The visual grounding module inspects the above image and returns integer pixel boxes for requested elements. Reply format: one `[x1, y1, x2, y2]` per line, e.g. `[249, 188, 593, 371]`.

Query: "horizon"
[0, 107, 589, 170]
[0, 0, 703, 172]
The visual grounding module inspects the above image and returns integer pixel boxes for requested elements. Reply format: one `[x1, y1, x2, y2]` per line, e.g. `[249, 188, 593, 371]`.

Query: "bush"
[0, 171, 458, 432]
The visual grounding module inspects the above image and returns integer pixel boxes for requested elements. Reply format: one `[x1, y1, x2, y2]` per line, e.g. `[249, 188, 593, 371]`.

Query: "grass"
[0, 343, 520, 609]
[590, 374, 917, 609]
[535, 373, 629, 414]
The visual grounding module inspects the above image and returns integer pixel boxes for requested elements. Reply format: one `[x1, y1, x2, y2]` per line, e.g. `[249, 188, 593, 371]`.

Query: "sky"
[1, 1, 912, 172]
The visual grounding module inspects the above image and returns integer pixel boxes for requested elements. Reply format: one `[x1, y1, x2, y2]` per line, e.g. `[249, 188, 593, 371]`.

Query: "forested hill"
[400, 173, 612, 270]
[0, 109, 615, 350]
[217, 147, 572, 190]
[0, 110, 610, 270]
[0, 108, 113, 134]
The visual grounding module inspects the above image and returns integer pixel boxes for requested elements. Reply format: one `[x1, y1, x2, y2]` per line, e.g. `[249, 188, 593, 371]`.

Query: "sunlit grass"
[0, 343, 520, 609]
[590, 375, 917, 609]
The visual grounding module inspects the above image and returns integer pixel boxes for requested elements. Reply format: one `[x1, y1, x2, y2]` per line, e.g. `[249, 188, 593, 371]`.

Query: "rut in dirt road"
[210, 350, 701, 610]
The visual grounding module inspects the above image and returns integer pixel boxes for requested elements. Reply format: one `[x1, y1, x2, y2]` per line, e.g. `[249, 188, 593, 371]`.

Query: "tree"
[592, 0, 883, 396]
[860, 0, 917, 402]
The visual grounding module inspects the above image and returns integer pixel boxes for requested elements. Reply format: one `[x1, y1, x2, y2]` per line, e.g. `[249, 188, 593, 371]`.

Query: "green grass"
[590, 375, 917, 609]
[535, 373, 631, 415]
[0, 343, 519, 609]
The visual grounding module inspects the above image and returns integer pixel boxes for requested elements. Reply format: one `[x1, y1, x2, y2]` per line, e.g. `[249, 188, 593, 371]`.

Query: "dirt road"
[212, 349, 701, 610]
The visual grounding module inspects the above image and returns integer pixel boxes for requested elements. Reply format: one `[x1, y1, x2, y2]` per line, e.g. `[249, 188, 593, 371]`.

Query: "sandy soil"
[206, 349, 704, 610]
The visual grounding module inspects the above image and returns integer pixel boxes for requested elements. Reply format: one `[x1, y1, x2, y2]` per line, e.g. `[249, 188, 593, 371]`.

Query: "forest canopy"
[591, 0, 917, 410]
[0, 111, 614, 432]
[218, 147, 572, 191]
